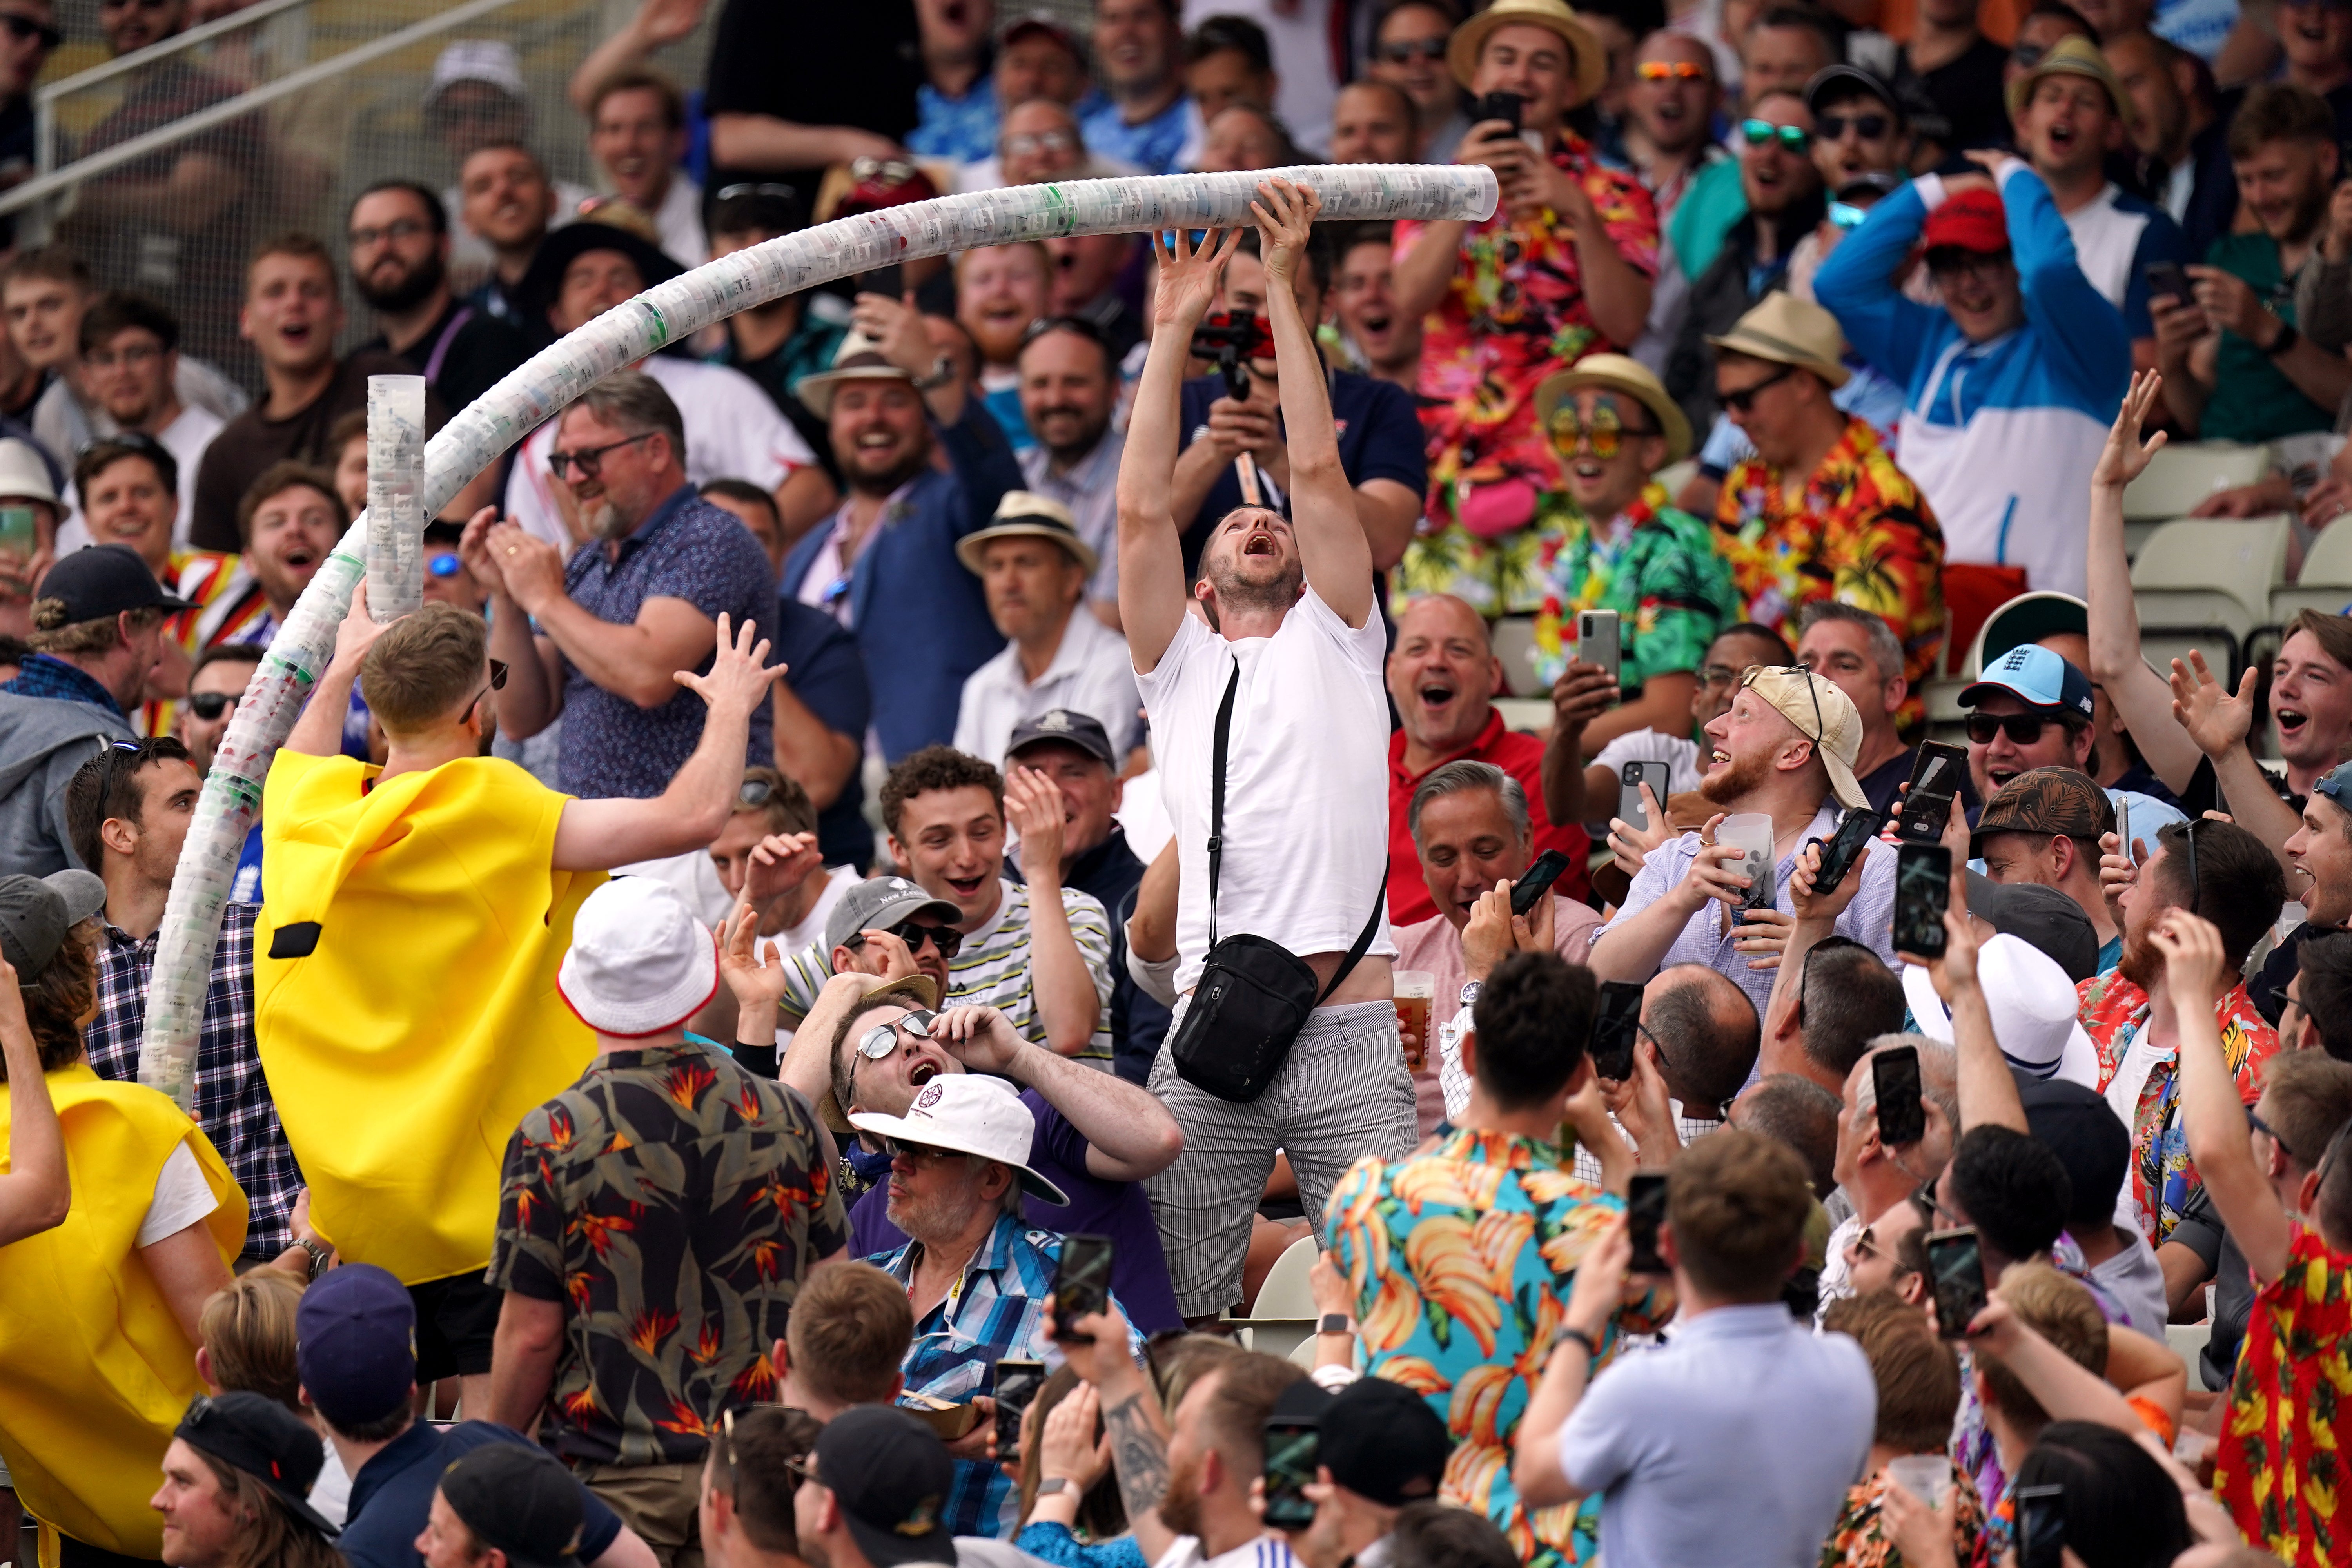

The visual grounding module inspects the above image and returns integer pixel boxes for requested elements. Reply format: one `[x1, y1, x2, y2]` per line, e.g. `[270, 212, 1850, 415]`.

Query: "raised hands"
[742, 830, 823, 908]
[1149, 225, 1242, 330]
[2092, 369, 2169, 491]
[2148, 909, 2229, 1013]
[720, 901, 791, 1010]
[1249, 177, 1323, 285]
[675, 612, 786, 715]
[2168, 649, 2256, 760]
[1005, 766, 1069, 884]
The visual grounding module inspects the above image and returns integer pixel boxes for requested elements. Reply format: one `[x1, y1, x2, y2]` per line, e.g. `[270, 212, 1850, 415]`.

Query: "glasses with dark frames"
[548, 431, 654, 481]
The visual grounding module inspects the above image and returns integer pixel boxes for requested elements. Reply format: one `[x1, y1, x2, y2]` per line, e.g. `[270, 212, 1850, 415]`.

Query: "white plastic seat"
[2129, 515, 2292, 675]
[1491, 615, 1541, 697]
[2274, 513, 2352, 622]
[2120, 442, 2273, 520]
[1252, 1235, 1319, 1320]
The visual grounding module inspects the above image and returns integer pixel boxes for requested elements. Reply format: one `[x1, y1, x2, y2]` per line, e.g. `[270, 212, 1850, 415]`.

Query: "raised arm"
[929, 1005, 1184, 1181]
[0, 964, 67, 1247]
[2087, 372, 2204, 793]
[2160, 911, 2295, 1285]
[1255, 179, 1374, 628]
[1119, 226, 1241, 671]
[1811, 176, 1942, 391]
[286, 585, 389, 757]
[2169, 651, 2301, 874]
[551, 615, 788, 871]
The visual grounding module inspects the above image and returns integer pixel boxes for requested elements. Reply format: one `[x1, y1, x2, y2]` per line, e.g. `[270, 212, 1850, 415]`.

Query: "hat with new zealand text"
[34, 543, 191, 623]
[815, 1406, 957, 1568]
[1006, 708, 1118, 768]
[823, 875, 962, 956]
[1960, 643, 2096, 720]
[174, 1393, 338, 1538]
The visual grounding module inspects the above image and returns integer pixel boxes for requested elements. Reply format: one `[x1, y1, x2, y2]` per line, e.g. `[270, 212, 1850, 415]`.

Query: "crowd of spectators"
[10, 0, 2352, 1563]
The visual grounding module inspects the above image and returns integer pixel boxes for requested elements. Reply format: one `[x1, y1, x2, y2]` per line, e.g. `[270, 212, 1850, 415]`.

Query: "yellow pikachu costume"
[0, 1068, 244, 1566]
[255, 748, 603, 1286]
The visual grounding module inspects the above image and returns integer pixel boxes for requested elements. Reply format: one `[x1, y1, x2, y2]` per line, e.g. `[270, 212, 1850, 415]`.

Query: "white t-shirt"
[502, 356, 816, 549]
[54, 401, 229, 557]
[138, 1140, 219, 1247]
[650, 174, 710, 269]
[1134, 587, 1396, 993]
[1152, 1535, 1302, 1568]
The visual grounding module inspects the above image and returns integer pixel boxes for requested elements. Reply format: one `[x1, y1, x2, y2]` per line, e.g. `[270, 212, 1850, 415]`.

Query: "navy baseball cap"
[1006, 708, 1117, 768]
[34, 543, 190, 622]
[1960, 644, 2095, 720]
[176, 1393, 339, 1537]
[295, 1263, 417, 1426]
[815, 1406, 955, 1568]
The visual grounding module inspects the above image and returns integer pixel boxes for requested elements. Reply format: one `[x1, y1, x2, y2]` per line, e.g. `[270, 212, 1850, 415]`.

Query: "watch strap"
[1035, 1477, 1075, 1497]
[1318, 1312, 1354, 1334]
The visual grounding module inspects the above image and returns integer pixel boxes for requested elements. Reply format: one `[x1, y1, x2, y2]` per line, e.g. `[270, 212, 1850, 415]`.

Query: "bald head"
[1629, 29, 1720, 158]
[1644, 964, 1762, 1116]
[1389, 595, 1503, 755]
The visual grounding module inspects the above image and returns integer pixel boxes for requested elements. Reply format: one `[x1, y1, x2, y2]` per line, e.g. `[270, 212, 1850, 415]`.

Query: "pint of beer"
[1394, 970, 1436, 1070]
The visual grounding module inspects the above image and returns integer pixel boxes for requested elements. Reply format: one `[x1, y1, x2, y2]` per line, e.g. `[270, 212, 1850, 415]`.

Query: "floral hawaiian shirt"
[489, 1040, 849, 1465]
[2079, 973, 2277, 1245]
[1714, 415, 1945, 724]
[2217, 1227, 2352, 1566]
[1399, 134, 1657, 537]
[1393, 482, 1739, 694]
[1324, 1127, 1661, 1568]
[1820, 1467, 1992, 1568]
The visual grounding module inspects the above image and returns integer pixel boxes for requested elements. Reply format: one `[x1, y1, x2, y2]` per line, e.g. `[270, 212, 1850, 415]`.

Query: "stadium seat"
[2120, 443, 2273, 521]
[2273, 514, 2352, 622]
[1239, 1234, 1319, 1363]
[1492, 615, 1541, 697]
[2129, 515, 2291, 678]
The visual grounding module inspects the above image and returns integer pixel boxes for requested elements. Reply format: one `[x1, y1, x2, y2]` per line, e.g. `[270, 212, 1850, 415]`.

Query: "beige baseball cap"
[1739, 665, 1869, 810]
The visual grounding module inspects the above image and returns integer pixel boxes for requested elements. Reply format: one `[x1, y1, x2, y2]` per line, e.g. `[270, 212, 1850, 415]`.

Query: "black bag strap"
[1205, 653, 1386, 998]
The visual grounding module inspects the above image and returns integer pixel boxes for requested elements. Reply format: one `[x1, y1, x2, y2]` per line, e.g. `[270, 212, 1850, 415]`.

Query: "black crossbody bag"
[1167, 660, 1384, 1103]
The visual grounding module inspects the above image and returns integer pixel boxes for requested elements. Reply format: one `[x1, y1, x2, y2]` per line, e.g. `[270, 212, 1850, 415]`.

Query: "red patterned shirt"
[1715, 416, 1945, 724]
[2079, 973, 2277, 1244]
[2216, 1227, 2352, 1566]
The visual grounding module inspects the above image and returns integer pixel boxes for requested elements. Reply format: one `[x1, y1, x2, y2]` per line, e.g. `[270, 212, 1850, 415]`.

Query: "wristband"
[2267, 321, 2301, 357]
[1035, 1477, 1075, 1497]
[1554, 1326, 1601, 1362]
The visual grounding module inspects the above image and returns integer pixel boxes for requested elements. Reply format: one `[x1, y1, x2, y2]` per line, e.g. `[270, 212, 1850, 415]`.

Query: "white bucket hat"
[1902, 933, 2100, 1087]
[849, 1073, 1070, 1206]
[557, 877, 719, 1037]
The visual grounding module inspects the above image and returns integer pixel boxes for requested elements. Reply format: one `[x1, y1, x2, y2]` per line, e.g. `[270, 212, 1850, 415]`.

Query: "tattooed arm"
[1058, 1302, 1180, 1564]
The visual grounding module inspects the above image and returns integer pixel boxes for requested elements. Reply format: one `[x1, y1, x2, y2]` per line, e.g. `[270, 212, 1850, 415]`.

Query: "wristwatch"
[1458, 980, 1483, 1009]
[2268, 321, 2303, 358]
[1035, 1478, 1075, 1497]
[1318, 1313, 1354, 1335]
[297, 1236, 331, 1281]
[912, 353, 958, 390]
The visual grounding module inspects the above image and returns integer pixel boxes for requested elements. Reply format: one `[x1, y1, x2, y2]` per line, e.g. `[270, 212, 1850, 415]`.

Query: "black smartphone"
[2143, 260, 2187, 307]
[1511, 848, 1573, 916]
[858, 263, 906, 300]
[1894, 844, 1951, 960]
[1871, 1044, 1926, 1147]
[1810, 808, 1883, 897]
[1925, 1226, 1987, 1339]
[994, 1357, 1046, 1460]
[1262, 1421, 1321, 1529]
[1589, 979, 1645, 1081]
[2013, 1483, 2067, 1568]
[1051, 1232, 1115, 1339]
[1618, 760, 1672, 833]
[1626, 1172, 1669, 1274]
[1474, 89, 1524, 130]
[1892, 742, 1967, 844]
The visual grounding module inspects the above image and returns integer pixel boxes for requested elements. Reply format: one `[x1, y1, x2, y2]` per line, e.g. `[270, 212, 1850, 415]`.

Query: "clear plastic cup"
[1717, 813, 1776, 910]
[1884, 1454, 1951, 1509]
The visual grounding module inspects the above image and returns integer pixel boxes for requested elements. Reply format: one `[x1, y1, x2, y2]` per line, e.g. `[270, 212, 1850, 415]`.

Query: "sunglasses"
[1719, 364, 1795, 413]
[1374, 36, 1448, 61]
[856, 1007, 940, 1062]
[887, 1139, 964, 1163]
[1816, 111, 1891, 141]
[716, 181, 799, 203]
[1635, 58, 1708, 80]
[1964, 711, 2056, 745]
[548, 431, 653, 481]
[0, 13, 60, 46]
[1913, 1179, 1956, 1226]
[846, 918, 962, 960]
[1548, 404, 1659, 460]
[185, 691, 237, 721]
[1740, 118, 1811, 153]
[2011, 39, 2050, 67]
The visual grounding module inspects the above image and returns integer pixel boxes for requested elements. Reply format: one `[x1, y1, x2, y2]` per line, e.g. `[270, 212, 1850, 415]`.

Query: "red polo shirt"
[1387, 709, 1592, 925]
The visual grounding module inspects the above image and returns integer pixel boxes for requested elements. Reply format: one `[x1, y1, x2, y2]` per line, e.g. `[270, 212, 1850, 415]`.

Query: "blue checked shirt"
[3, 652, 125, 717]
[873, 1212, 1145, 1537]
[86, 904, 302, 1261]
[1592, 800, 1898, 1021]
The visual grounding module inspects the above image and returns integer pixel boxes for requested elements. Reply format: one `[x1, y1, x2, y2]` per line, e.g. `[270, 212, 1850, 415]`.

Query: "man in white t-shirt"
[1118, 180, 1416, 1325]
[498, 222, 826, 548]
[53, 292, 228, 554]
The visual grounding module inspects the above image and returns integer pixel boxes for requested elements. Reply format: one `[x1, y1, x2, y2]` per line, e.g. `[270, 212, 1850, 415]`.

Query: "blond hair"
[199, 1272, 306, 1416]
[1979, 1261, 2107, 1434]
[359, 603, 489, 737]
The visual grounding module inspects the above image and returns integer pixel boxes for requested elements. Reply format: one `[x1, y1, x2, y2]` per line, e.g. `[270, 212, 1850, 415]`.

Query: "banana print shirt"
[1325, 1128, 1661, 1568]
[2215, 1227, 2352, 1566]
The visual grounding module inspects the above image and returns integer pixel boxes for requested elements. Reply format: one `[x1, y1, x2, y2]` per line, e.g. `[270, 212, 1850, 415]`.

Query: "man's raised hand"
[2093, 370, 2169, 491]
[674, 612, 786, 713]
[1149, 225, 1242, 330]
[330, 575, 392, 667]
[1250, 177, 1323, 282]
[2168, 649, 2255, 760]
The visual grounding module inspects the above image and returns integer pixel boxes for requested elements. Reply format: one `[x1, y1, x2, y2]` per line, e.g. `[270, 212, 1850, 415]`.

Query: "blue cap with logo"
[1959, 644, 2095, 720]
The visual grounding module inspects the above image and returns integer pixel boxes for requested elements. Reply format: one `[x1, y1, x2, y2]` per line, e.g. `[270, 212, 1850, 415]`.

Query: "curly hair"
[879, 745, 1004, 839]
[0, 933, 92, 1081]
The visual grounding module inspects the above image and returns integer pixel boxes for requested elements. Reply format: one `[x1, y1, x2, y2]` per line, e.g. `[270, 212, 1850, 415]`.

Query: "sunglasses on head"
[1374, 36, 1448, 61]
[428, 552, 462, 579]
[1548, 403, 1659, 459]
[1741, 663, 1824, 743]
[1817, 111, 1891, 141]
[1718, 364, 1795, 414]
[855, 1007, 940, 1062]
[1964, 711, 2056, 745]
[1740, 118, 1810, 152]
[1636, 58, 1708, 80]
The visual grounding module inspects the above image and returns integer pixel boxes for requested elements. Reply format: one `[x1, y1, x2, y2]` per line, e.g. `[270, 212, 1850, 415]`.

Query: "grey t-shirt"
[2168, 1183, 2252, 1390]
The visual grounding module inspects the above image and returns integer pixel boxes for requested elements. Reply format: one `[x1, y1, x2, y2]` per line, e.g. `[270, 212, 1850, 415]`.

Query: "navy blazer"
[779, 401, 1020, 760]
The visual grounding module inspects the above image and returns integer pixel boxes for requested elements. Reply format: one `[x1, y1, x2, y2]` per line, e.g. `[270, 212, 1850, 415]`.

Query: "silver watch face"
[1459, 980, 1482, 1007]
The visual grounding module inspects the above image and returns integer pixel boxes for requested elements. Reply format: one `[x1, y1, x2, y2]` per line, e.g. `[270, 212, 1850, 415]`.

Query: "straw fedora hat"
[1533, 352, 1693, 465]
[1447, 0, 1606, 102]
[2006, 34, 2138, 131]
[1704, 292, 1851, 388]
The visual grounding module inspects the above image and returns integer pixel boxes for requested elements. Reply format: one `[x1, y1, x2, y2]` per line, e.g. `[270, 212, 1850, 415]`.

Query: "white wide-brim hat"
[850, 1072, 1070, 1206]
[1902, 933, 2100, 1087]
[557, 877, 719, 1037]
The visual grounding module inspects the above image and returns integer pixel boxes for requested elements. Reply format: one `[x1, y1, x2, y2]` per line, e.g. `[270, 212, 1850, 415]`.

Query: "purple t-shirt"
[850, 1087, 1183, 1332]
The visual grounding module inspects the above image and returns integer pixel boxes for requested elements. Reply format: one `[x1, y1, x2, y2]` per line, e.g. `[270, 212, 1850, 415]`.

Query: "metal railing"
[4, 0, 714, 383]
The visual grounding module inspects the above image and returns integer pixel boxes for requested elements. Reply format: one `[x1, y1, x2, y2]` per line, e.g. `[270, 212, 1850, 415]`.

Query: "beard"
[1699, 745, 1772, 806]
[885, 1174, 986, 1246]
[1035, 404, 1111, 465]
[1156, 1450, 1205, 1540]
[355, 249, 447, 314]
[840, 439, 931, 499]
[2117, 922, 2166, 991]
[1204, 553, 1304, 622]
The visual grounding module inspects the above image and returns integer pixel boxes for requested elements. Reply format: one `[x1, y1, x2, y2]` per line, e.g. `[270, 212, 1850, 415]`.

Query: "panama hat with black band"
[954, 490, 1100, 578]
